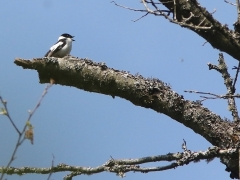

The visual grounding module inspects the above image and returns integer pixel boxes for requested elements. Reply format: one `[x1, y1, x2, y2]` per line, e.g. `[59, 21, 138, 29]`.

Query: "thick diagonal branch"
[115, 0, 240, 61]
[160, 0, 240, 60]
[14, 57, 240, 178]
[14, 57, 235, 147]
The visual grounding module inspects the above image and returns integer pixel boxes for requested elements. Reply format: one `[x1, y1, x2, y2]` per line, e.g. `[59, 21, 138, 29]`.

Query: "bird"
[44, 33, 75, 58]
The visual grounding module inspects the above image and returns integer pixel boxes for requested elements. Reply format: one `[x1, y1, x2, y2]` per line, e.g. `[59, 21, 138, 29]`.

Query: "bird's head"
[59, 33, 75, 41]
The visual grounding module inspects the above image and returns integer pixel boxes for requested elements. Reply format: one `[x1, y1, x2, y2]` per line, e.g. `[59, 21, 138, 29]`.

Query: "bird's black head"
[61, 33, 75, 39]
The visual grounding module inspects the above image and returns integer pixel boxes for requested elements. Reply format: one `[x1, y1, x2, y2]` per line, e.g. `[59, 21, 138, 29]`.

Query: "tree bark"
[157, 0, 240, 61]
[14, 57, 234, 147]
[13, 1, 240, 177]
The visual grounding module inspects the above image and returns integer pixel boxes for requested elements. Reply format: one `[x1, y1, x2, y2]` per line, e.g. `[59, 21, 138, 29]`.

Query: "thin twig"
[144, 0, 173, 4]
[0, 97, 21, 135]
[132, 12, 149, 22]
[112, 0, 212, 30]
[202, 41, 208, 46]
[111, 1, 147, 12]
[224, 0, 236, 6]
[47, 154, 55, 180]
[142, 0, 154, 13]
[232, 61, 240, 93]
[0, 84, 52, 180]
[184, 90, 240, 103]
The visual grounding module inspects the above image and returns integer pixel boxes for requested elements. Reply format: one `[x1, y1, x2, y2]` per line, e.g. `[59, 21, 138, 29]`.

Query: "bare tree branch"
[0, 146, 237, 179]
[1, 0, 240, 179]
[13, 57, 237, 145]
[113, 0, 240, 61]
[224, 0, 237, 6]
[0, 84, 52, 180]
[113, 0, 211, 30]
[47, 154, 55, 180]
[208, 53, 239, 121]
[0, 97, 21, 134]
[232, 62, 240, 91]
[184, 90, 240, 100]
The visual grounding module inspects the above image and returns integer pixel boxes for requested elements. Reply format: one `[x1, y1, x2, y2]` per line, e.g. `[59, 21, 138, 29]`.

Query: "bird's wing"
[44, 39, 66, 57]
[44, 50, 51, 57]
[50, 40, 64, 52]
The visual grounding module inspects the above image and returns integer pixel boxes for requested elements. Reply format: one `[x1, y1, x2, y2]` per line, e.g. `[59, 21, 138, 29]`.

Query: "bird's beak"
[72, 36, 75, 41]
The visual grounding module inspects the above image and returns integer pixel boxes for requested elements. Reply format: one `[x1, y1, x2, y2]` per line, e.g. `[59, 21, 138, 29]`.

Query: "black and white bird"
[44, 33, 75, 58]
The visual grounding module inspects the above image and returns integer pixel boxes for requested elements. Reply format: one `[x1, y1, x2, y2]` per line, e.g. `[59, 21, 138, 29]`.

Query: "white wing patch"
[50, 41, 64, 52]
[45, 37, 72, 57]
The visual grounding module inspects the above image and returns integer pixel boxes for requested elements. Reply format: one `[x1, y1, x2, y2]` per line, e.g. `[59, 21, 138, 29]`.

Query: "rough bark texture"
[159, 0, 240, 61]
[14, 57, 240, 178]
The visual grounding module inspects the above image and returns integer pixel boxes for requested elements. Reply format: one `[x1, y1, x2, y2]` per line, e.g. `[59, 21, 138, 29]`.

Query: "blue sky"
[0, 1, 238, 180]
